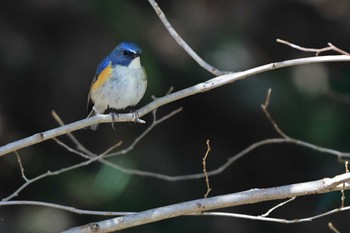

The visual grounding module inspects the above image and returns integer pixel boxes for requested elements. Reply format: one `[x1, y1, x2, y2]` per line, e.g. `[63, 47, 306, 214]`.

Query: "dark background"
[1, 0, 350, 232]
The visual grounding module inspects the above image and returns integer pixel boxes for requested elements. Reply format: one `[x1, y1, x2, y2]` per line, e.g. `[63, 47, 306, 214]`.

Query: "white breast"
[91, 59, 147, 114]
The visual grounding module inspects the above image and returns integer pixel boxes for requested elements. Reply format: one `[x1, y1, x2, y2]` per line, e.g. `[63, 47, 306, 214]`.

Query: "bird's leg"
[131, 110, 139, 123]
[111, 112, 119, 130]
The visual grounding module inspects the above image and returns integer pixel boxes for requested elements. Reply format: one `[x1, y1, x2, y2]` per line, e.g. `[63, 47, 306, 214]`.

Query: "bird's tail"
[87, 109, 99, 130]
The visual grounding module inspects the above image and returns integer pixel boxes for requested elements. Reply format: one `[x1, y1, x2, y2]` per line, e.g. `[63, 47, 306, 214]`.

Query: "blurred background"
[1, 0, 350, 232]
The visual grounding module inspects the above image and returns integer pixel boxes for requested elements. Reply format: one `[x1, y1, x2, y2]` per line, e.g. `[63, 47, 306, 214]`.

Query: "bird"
[87, 42, 147, 130]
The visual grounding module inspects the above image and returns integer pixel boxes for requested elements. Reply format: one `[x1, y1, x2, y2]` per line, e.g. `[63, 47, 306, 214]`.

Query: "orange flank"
[91, 63, 113, 90]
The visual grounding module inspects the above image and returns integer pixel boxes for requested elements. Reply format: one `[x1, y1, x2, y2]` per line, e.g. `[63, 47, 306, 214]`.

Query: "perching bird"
[87, 42, 147, 130]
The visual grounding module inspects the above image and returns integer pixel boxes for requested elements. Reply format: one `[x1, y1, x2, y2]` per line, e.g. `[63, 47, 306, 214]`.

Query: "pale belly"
[91, 65, 147, 114]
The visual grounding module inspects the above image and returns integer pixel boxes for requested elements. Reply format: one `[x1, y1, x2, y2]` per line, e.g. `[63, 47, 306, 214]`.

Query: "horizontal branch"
[1, 55, 350, 157]
[0, 200, 133, 216]
[62, 172, 350, 233]
[277, 39, 350, 56]
[1, 199, 350, 224]
[201, 206, 349, 223]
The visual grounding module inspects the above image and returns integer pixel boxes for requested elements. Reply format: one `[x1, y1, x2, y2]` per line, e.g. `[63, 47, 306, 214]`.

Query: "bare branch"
[51, 111, 94, 157]
[53, 108, 195, 181]
[100, 141, 123, 157]
[2, 154, 103, 201]
[261, 197, 296, 217]
[261, 88, 272, 109]
[202, 140, 212, 198]
[260, 89, 350, 161]
[341, 161, 349, 208]
[62, 172, 350, 233]
[327, 43, 350, 56]
[328, 222, 341, 233]
[54, 107, 182, 160]
[52, 138, 91, 159]
[147, 0, 229, 76]
[0, 200, 133, 216]
[102, 137, 350, 182]
[201, 211, 299, 223]
[2, 108, 183, 201]
[49, 99, 350, 185]
[1, 55, 350, 157]
[261, 89, 289, 138]
[15, 151, 28, 182]
[94, 138, 350, 182]
[2, 201, 350, 225]
[202, 205, 349, 224]
[277, 39, 350, 56]
[104, 107, 183, 158]
[1, 199, 349, 226]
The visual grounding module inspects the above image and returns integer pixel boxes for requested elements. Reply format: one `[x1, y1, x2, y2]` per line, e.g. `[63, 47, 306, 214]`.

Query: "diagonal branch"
[1, 198, 350, 224]
[1, 55, 350, 157]
[260, 197, 296, 217]
[1, 108, 181, 201]
[261, 89, 350, 161]
[62, 172, 350, 233]
[328, 222, 341, 233]
[147, 0, 229, 76]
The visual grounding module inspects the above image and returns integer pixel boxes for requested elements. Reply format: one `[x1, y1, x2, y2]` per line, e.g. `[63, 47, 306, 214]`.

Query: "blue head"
[109, 42, 142, 66]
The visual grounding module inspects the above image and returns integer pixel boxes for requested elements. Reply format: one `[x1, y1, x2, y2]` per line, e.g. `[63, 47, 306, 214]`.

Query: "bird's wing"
[86, 57, 112, 111]
[95, 56, 112, 78]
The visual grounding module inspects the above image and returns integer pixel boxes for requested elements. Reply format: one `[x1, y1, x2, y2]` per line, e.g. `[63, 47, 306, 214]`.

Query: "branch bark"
[1, 55, 350, 157]
[62, 172, 350, 233]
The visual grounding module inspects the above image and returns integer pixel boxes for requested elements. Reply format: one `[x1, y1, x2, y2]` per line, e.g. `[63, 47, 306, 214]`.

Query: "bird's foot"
[131, 110, 140, 123]
[111, 112, 119, 130]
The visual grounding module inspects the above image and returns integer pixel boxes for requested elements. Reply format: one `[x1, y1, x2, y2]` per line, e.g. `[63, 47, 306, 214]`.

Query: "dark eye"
[123, 50, 134, 56]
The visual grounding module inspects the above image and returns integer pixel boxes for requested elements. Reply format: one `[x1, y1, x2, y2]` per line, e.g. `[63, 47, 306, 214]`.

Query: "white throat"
[128, 57, 141, 69]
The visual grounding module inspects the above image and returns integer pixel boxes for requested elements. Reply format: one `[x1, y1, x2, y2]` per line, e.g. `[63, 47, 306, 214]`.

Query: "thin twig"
[203, 140, 212, 198]
[260, 89, 350, 160]
[262, 88, 272, 109]
[0, 200, 133, 216]
[100, 141, 123, 157]
[201, 211, 301, 223]
[328, 43, 350, 56]
[2, 152, 107, 201]
[52, 138, 90, 159]
[328, 222, 341, 233]
[51, 111, 91, 155]
[53, 111, 122, 158]
[104, 107, 182, 158]
[277, 39, 350, 56]
[147, 0, 229, 76]
[261, 197, 296, 217]
[202, 206, 347, 224]
[261, 89, 289, 138]
[14, 151, 28, 182]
